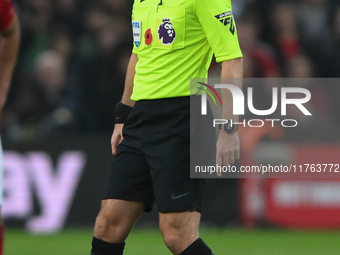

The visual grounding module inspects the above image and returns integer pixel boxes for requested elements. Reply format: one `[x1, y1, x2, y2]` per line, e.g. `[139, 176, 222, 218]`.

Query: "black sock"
[90, 236, 125, 255]
[179, 238, 214, 255]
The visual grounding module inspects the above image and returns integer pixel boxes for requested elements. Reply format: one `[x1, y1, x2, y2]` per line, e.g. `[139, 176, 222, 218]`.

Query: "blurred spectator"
[51, 0, 83, 36]
[298, 0, 329, 42]
[267, 1, 303, 71]
[285, 54, 315, 78]
[322, 4, 340, 126]
[232, 0, 256, 18]
[286, 54, 328, 115]
[16, 0, 53, 71]
[283, 54, 338, 142]
[78, 1, 131, 131]
[309, 3, 340, 77]
[4, 50, 81, 142]
[304, 3, 340, 128]
[237, 13, 280, 77]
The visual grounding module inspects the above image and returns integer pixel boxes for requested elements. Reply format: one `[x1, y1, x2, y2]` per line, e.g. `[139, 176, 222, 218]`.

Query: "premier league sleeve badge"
[132, 20, 142, 48]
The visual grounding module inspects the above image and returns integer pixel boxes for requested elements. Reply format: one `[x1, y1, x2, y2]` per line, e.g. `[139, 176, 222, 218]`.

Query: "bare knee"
[94, 208, 127, 242]
[160, 212, 200, 254]
[93, 200, 144, 243]
[162, 232, 181, 254]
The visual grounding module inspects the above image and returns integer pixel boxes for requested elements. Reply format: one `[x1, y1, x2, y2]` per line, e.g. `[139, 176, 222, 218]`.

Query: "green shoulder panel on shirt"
[130, 0, 242, 101]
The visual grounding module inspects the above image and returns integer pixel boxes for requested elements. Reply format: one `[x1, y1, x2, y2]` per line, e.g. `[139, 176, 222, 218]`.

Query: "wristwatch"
[218, 120, 238, 134]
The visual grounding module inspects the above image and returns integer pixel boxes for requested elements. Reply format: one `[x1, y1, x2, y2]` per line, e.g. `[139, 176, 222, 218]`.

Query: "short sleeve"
[0, 0, 15, 31]
[194, 0, 243, 63]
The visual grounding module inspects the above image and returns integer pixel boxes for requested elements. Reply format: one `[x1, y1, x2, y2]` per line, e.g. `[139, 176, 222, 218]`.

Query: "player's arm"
[111, 53, 138, 154]
[216, 58, 243, 173]
[0, 14, 20, 118]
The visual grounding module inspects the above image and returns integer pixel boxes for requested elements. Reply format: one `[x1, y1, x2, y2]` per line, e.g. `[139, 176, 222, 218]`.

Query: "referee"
[90, 0, 243, 254]
[0, 0, 20, 254]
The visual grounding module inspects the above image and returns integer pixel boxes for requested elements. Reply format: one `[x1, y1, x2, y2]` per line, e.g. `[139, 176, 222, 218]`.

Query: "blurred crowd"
[1, 0, 340, 143]
[231, 0, 340, 142]
[3, 0, 133, 142]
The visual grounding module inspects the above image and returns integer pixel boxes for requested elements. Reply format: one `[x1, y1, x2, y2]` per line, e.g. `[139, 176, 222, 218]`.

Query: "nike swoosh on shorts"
[171, 193, 190, 200]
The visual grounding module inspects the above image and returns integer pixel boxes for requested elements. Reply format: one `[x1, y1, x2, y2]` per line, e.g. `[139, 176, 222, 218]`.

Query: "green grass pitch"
[5, 227, 340, 255]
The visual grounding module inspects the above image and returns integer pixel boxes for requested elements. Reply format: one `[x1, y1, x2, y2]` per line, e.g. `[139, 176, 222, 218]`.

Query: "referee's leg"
[90, 199, 144, 255]
[160, 211, 214, 255]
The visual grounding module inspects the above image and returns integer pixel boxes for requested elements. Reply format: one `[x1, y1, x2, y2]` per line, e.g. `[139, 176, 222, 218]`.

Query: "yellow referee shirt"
[130, 0, 243, 101]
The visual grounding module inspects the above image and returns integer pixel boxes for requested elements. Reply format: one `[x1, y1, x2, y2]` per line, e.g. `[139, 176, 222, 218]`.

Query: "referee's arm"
[111, 53, 138, 155]
[121, 53, 138, 108]
[216, 57, 243, 173]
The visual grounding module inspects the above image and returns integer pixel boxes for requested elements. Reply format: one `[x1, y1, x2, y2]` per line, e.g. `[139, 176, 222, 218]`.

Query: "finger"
[222, 154, 229, 167]
[216, 150, 222, 166]
[235, 150, 240, 161]
[111, 137, 119, 155]
[235, 149, 241, 160]
[229, 150, 235, 165]
[229, 157, 234, 165]
[216, 153, 222, 177]
[217, 157, 222, 177]
[118, 138, 123, 145]
[112, 143, 118, 155]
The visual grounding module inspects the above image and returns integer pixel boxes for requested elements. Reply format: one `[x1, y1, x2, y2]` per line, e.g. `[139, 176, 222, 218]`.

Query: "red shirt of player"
[0, 0, 15, 30]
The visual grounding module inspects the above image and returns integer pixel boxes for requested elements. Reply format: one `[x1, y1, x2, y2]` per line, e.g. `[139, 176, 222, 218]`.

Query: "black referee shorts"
[103, 96, 206, 213]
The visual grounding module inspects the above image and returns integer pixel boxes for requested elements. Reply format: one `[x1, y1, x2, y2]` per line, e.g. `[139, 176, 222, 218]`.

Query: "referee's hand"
[216, 130, 240, 176]
[111, 124, 124, 155]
